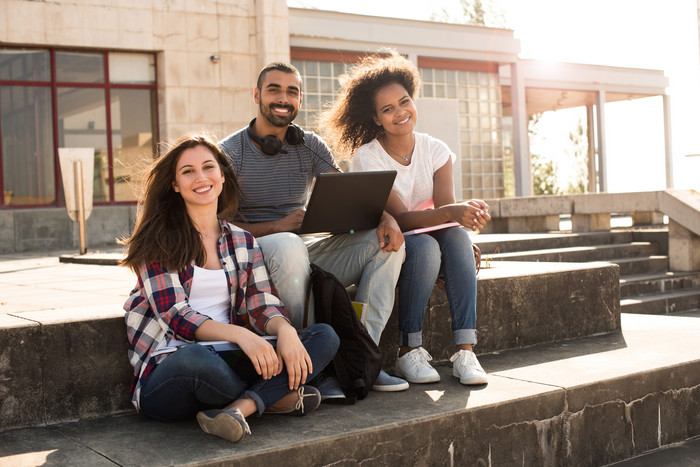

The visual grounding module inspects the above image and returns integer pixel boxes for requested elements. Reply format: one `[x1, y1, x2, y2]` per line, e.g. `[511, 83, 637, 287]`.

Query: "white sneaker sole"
[371, 381, 410, 392]
[394, 367, 441, 384]
[454, 370, 488, 385]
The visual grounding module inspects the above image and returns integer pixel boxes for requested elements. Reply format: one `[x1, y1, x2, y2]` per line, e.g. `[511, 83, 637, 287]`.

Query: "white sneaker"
[450, 349, 488, 385]
[394, 347, 440, 383]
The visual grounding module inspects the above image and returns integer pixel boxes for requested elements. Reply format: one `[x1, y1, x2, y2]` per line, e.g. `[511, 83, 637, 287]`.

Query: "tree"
[564, 117, 588, 194]
[532, 153, 560, 195]
[430, 0, 508, 28]
[529, 113, 560, 196]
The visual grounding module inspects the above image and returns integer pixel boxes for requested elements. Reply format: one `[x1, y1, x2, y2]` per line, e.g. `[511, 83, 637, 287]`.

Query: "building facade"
[0, 0, 671, 252]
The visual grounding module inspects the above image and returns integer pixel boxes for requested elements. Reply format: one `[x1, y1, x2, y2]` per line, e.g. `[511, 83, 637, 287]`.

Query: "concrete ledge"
[1, 312, 697, 466]
[378, 261, 621, 367]
[0, 309, 133, 430]
[0, 261, 621, 431]
[572, 212, 611, 231]
[668, 220, 700, 271]
[0, 206, 135, 254]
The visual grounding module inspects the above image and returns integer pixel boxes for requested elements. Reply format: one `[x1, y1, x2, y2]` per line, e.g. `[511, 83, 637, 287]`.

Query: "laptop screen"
[298, 170, 397, 235]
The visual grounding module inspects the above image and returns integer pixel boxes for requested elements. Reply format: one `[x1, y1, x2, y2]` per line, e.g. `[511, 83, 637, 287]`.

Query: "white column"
[510, 62, 531, 196]
[663, 94, 674, 188]
[586, 105, 597, 192]
[255, 0, 291, 70]
[595, 90, 608, 193]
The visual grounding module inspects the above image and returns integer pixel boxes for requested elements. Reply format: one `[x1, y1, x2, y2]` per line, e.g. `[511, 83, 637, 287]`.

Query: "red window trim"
[290, 48, 499, 74]
[0, 45, 158, 209]
[417, 57, 498, 73]
[291, 48, 378, 64]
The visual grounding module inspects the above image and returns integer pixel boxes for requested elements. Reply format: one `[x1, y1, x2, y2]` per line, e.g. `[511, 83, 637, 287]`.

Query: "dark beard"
[260, 102, 298, 127]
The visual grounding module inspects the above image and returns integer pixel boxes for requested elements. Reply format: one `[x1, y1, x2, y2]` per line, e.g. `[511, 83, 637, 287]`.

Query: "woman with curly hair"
[120, 134, 338, 443]
[321, 51, 490, 386]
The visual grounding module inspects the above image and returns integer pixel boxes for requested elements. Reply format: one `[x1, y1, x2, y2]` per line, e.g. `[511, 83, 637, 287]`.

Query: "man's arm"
[233, 209, 305, 237]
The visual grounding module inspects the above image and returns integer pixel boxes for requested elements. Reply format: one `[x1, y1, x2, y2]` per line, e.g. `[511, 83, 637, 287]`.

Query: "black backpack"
[309, 263, 382, 403]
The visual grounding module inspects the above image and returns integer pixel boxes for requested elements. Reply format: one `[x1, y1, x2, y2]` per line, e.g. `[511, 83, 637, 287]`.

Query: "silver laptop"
[298, 171, 397, 235]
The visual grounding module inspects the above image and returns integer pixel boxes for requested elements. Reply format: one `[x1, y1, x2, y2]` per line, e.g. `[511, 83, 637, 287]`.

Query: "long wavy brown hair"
[120, 134, 239, 274]
[320, 50, 421, 160]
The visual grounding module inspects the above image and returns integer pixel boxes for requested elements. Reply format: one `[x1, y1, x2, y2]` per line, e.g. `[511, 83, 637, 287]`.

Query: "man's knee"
[258, 233, 310, 274]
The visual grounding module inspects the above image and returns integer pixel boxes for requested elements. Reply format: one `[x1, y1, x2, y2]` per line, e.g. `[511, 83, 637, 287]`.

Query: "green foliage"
[564, 117, 589, 194]
[532, 152, 560, 195]
[431, 0, 508, 28]
[530, 113, 559, 195]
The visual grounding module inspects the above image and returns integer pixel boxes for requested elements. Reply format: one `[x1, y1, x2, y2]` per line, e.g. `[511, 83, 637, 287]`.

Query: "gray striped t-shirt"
[219, 127, 339, 223]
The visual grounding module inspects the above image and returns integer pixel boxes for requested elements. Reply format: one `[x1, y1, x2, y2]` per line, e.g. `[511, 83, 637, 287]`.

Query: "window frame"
[0, 45, 158, 209]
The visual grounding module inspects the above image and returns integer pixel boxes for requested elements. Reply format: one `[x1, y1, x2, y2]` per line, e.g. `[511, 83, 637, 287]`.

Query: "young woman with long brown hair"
[120, 134, 338, 443]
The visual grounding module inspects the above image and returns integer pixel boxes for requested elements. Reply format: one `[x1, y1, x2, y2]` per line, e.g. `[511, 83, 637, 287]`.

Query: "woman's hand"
[265, 316, 313, 390]
[444, 200, 491, 231]
[235, 328, 280, 380]
[274, 323, 313, 390]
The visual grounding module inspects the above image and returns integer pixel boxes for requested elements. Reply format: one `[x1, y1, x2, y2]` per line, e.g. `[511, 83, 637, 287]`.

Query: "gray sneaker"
[196, 407, 251, 443]
[311, 373, 346, 400]
[371, 369, 409, 392]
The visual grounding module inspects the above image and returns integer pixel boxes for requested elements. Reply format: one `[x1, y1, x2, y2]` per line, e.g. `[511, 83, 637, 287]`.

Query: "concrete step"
[620, 271, 700, 298]
[612, 256, 669, 276]
[486, 242, 658, 263]
[474, 228, 667, 255]
[621, 289, 700, 315]
[378, 261, 620, 368]
[1, 311, 698, 467]
[0, 260, 621, 431]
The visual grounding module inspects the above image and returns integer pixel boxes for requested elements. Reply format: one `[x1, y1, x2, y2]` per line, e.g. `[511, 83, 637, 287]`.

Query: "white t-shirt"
[351, 132, 455, 211]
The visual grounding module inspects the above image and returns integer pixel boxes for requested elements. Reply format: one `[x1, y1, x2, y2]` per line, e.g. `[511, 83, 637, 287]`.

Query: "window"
[421, 67, 504, 199]
[0, 47, 157, 208]
[291, 59, 349, 132]
[292, 51, 506, 200]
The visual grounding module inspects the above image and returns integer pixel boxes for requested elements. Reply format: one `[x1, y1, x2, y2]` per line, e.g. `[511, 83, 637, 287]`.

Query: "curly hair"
[120, 133, 239, 273]
[320, 50, 420, 159]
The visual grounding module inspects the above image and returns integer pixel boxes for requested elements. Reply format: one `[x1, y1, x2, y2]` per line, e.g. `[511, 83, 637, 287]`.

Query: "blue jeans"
[398, 227, 477, 347]
[257, 230, 405, 345]
[139, 323, 339, 421]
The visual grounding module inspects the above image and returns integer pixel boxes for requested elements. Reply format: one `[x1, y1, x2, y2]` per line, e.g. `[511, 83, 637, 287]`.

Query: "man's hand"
[274, 209, 305, 233]
[376, 211, 404, 252]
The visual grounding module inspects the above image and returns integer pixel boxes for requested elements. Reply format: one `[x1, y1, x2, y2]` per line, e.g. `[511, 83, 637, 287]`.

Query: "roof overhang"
[500, 60, 669, 114]
[288, 7, 521, 64]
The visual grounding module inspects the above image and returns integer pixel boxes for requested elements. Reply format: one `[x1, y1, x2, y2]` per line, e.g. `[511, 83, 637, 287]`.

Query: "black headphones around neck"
[247, 118, 305, 156]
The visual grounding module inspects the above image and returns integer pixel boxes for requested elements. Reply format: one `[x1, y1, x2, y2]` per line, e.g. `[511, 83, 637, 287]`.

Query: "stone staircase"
[1, 229, 699, 466]
[477, 228, 700, 317]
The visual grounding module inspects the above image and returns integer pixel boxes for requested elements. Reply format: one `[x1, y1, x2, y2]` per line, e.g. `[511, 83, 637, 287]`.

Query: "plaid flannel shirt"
[123, 220, 287, 410]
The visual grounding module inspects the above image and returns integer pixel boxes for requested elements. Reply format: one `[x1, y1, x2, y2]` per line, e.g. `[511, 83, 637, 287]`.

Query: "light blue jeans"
[398, 226, 477, 347]
[139, 323, 339, 420]
[257, 230, 405, 345]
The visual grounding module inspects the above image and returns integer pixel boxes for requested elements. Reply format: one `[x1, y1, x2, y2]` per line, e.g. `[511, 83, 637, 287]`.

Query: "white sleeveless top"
[163, 266, 230, 350]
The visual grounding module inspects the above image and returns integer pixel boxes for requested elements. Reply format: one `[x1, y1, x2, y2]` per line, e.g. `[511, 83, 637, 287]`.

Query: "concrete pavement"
[1, 248, 699, 465]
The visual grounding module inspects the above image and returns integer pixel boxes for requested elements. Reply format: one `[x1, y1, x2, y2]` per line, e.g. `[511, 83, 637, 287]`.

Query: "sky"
[288, 0, 700, 192]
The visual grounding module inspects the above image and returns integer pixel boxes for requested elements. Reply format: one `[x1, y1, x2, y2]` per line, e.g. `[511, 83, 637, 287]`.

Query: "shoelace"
[233, 408, 251, 435]
[294, 386, 316, 414]
[408, 347, 433, 365]
[450, 349, 471, 365]
[450, 350, 482, 370]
